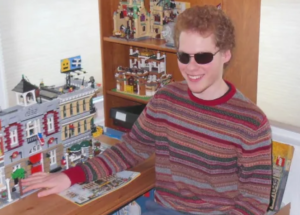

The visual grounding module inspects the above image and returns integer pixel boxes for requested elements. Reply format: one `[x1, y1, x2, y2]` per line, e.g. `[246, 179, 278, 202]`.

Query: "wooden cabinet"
[98, 0, 261, 129]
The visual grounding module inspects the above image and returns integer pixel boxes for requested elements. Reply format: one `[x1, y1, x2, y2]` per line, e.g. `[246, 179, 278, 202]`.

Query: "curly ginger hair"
[174, 5, 235, 51]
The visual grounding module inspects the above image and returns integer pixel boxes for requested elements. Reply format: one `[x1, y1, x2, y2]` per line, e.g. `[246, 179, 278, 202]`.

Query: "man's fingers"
[31, 172, 49, 177]
[23, 182, 50, 193]
[22, 174, 48, 183]
[38, 187, 56, 197]
[22, 177, 48, 186]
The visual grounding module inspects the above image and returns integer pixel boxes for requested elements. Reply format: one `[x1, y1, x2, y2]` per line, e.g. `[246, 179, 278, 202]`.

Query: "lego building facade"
[56, 79, 98, 166]
[0, 77, 63, 196]
[0, 76, 98, 203]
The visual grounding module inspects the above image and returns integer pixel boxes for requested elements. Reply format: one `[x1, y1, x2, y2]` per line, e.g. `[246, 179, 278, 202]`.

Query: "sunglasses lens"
[195, 53, 214, 64]
[177, 52, 190, 64]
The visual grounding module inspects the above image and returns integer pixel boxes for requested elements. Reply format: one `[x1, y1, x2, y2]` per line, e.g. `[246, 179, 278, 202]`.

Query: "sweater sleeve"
[63, 96, 158, 185]
[233, 117, 272, 215]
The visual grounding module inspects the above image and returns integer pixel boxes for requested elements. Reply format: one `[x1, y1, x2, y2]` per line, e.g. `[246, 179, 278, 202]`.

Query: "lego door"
[29, 153, 43, 174]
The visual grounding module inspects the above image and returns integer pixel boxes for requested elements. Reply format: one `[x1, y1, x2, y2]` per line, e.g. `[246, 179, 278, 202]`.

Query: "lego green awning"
[80, 140, 90, 148]
[70, 144, 81, 152]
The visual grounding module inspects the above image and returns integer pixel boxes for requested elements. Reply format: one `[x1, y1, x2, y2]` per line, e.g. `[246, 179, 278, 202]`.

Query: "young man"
[23, 5, 272, 215]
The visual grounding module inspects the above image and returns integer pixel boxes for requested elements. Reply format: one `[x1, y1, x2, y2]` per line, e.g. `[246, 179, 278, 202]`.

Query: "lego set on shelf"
[0, 56, 103, 208]
[112, 0, 190, 41]
[114, 46, 173, 97]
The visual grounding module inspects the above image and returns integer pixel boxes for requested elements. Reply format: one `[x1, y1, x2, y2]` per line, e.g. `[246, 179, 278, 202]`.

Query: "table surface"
[0, 135, 155, 215]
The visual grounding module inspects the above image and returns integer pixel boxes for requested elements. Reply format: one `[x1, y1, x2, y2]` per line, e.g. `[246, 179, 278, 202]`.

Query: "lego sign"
[61, 56, 82, 73]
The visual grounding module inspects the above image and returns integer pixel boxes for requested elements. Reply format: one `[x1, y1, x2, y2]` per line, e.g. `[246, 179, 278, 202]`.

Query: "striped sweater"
[64, 81, 272, 215]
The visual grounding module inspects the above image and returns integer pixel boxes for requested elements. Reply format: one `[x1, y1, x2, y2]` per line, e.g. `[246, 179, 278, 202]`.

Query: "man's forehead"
[178, 31, 216, 52]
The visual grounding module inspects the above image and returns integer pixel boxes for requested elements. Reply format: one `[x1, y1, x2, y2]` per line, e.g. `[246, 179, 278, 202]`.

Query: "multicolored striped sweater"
[64, 81, 272, 215]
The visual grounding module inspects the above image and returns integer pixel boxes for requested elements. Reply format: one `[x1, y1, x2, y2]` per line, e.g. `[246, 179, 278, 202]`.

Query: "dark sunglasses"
[177, 50, 219, 64]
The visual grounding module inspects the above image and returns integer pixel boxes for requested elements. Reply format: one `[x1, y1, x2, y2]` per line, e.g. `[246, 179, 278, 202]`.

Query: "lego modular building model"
[112, 0, 190, 40]
[0, 56, 102, 208]
[115, 46, 173, 97]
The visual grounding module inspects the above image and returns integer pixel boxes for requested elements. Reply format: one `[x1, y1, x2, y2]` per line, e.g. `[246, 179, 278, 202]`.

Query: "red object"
[11, 151, 19, 159]
[69, 124, 74, 129]
[29, 153, 41, 164]
[61, 159, 66, 166]
[31, 165, 42, 174]
[143, 191, 150, 198]
[63, 166, 86, 186]
[276, 156, 285, 167]
[48, 137, 55, 144]
[122, 5, 127, 16]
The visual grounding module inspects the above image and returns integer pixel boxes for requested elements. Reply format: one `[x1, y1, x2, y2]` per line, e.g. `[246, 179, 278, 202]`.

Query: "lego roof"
[12, 77, 39, 93]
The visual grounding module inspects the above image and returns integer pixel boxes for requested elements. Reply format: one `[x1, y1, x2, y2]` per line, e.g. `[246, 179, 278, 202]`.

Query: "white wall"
[258, 2, 300, 213]
[0, 32, 8, 109]
[0, 0, 102, 108]
[258, 0, 300, 127]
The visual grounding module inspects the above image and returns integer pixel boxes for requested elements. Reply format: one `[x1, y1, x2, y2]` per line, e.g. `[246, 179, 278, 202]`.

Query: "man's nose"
[186, 56, 198, 70]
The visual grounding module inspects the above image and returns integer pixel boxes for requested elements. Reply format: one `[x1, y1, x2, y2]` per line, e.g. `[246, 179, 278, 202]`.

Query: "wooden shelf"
[103, 37, 177, 53]
[106, 90, 151, 104]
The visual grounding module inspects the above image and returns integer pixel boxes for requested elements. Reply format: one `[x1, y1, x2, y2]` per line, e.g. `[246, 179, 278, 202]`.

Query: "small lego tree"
[11, 168, 26, 180]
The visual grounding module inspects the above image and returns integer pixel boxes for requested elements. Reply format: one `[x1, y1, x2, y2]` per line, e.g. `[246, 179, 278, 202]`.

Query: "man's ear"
[223, 49, 232, 64]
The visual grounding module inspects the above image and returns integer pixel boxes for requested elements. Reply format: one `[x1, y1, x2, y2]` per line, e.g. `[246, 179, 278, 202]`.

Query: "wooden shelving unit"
[107, 90, 150, 104]
[98, 0, 261, 130]
[103, 37, 177, 53]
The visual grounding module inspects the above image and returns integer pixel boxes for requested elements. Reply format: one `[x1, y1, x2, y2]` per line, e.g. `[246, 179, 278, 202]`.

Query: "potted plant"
[94, 141, 102, 156]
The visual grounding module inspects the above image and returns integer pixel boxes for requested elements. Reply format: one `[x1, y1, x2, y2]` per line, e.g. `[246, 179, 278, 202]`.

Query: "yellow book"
[269, 141, 294, 212]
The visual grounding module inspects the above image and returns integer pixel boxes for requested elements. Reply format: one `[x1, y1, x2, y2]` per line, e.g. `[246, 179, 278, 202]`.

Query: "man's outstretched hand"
[22, 172, 71, 197]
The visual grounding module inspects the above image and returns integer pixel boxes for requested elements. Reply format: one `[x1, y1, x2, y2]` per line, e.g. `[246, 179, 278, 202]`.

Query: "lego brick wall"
[0, 0, 102, 108]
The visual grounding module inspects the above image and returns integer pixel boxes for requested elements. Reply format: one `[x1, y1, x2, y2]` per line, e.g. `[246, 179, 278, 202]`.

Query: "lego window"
[50, 150, 57, 165]
[140, 14, 146, 22]
[47, 116, 54, 132]
[143, 26, 146, 32]
[77, 102, 80, 113]
[26, 92, 34, 104]
[64, 126, 68, 139]
[78, 122, 81, 134]
[26, 120, 40, 138]
[70, 103, 73, 115]
[69, 124, 74, 137]
[84, 120, 87, 131]
[83, 100, 86, 111]
[63, 106, 67, 118]
[120, 11, 124, 19]
[18, 94, 25, 105]
[9, 129, 18, 147]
